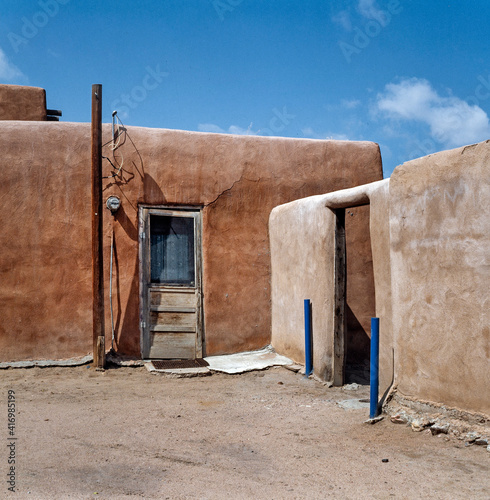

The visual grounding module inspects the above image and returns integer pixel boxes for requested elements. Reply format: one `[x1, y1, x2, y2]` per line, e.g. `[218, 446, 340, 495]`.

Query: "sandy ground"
[1, 364, 488, 499]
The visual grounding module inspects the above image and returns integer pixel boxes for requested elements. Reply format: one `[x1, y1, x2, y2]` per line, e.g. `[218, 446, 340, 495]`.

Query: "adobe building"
[0, 84, 382, 363]
[270, 140, 490, 417]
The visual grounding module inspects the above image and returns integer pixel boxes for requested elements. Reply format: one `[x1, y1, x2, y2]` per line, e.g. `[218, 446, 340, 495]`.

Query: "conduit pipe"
[304, 299, 312, 376]
[106, 196, 121, 352]
[109, 228, 115, 350]
[370, 317, 380, 419]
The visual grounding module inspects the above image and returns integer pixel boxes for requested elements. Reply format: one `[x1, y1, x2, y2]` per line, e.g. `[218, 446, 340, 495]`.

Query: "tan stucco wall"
[369, 181, 393, 395]
[271, 140, 489, 415]
[0, 85, 47, 121]
[0, 122, 92, 361]
[270, 174, 383, 382]
[0, 120, 382, 362]
[270, 196, 336, 380]
[390, 141, 490, 415]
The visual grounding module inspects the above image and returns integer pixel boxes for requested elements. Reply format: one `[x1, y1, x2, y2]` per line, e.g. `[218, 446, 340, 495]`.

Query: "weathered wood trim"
[150, 306, 197, 313]
[195, 210, 203, 358]
[138, 206, 149, 358]
[150, 325, 197, 333]
[333, 208, 346, 386]
[139, 206, 203, 359]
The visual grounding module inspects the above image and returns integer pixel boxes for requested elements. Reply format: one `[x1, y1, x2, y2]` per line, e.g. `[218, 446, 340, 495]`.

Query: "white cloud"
[302, 127, 351, 141]
[357, 0, 384, 21]
[198, 123, 225, 133]
[334, 1, 393, 33]
[0, 48, 25, 81]
[47, 49, 61, 59]
[326, 132, 350, 141]
[332, 10, 352, 31]
[376, 78, 490, 147]
[198, 122, 257, 135]
[341, 98, 361, 109]
[229, 123, 257, 135]
[301, 127, 316, 137]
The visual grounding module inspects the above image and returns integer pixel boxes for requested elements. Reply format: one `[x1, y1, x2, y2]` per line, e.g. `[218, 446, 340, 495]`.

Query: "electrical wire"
[102, 113, 125, 179]
[110, 226, 115, 350]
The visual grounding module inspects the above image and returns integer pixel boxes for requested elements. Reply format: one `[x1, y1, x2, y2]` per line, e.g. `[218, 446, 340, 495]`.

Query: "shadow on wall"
[102, 125, 167, 356]
[344, 304, 371, 384]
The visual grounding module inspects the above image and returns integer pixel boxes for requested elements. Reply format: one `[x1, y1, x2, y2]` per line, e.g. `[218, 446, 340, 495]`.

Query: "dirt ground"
[1, 364, 488, 499]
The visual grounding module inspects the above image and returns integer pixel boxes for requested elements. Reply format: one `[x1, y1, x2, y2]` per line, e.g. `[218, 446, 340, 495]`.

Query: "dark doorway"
[334, 206, 375, 385]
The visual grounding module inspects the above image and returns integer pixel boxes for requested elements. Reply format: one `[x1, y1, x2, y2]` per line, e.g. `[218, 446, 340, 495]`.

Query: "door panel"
[140, 208, 202, 359]
[150, 289, 197, 307]
[149, 332, 197, 359]
[150, 311, 196, 328]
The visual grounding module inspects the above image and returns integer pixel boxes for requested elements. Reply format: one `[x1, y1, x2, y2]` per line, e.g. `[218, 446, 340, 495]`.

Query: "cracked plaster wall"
[0, 120, 382, 361]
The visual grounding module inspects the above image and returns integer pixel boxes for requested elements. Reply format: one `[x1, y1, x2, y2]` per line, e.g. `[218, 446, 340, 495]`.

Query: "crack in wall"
[204, 174, 251, 207]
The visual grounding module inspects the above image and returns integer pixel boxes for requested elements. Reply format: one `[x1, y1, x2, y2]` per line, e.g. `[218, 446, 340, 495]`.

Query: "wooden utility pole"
[91, 84, 105, 369]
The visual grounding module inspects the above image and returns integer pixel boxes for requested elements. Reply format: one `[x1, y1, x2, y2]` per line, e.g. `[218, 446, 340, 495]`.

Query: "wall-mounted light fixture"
[106, 196, 121, 214]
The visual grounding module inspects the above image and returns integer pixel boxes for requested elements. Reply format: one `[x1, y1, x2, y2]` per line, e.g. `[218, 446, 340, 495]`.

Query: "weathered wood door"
[140, 208, 203, 359]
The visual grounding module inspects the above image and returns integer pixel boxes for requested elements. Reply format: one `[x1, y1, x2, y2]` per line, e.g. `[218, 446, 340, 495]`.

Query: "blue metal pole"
[304, 299, 312, 377]
[370, 317, 380, 419]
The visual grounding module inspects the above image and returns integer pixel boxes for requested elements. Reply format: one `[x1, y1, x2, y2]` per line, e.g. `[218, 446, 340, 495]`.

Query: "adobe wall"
[0, 85, 47, 121]
[0, 120, 383, 362]
[389, 141, 490, 416]
[270, 179, 385, 383]
[369, 181, 393, 395]
[0, 122, 92, 361]
[269, 195, 336, 380]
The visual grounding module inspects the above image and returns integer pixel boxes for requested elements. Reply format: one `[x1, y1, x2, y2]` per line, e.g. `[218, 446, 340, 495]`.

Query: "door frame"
[333, 208, 346, 386]
[138, 205, 203, 359]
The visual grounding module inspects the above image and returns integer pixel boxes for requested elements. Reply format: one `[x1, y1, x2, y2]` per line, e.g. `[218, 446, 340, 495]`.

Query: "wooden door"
[140, 208, 203, 359]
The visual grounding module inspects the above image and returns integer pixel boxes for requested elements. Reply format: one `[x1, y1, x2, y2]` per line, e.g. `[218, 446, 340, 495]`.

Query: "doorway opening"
[333, 205, 375, 385]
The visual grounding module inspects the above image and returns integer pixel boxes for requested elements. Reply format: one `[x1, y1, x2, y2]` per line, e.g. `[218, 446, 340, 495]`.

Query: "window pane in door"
[150, 215, 195, 285]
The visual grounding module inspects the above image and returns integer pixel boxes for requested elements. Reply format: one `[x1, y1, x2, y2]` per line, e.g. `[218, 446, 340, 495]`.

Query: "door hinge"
[141, 321, 146, 329]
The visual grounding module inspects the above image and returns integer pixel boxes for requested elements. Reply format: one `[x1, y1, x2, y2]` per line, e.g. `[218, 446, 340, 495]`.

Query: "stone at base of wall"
[384, 391, 489, 448]
[0, 354, 93, 368]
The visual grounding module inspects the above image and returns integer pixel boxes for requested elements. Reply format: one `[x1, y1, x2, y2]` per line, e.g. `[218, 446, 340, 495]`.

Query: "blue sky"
[1, 0, 489, 177]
